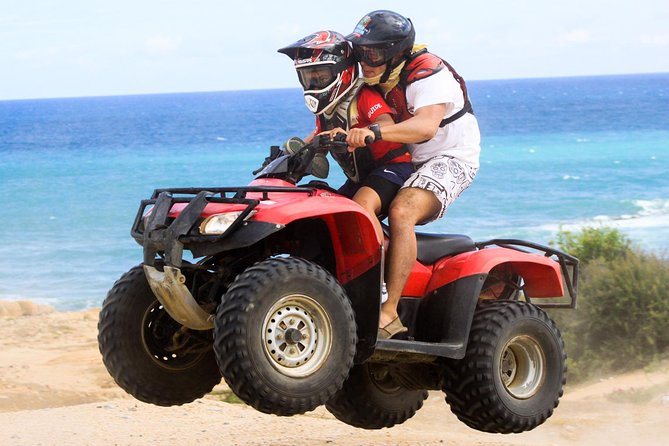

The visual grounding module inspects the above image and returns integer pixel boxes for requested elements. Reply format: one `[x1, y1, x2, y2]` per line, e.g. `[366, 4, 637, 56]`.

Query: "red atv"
[98, 135, 578, 433]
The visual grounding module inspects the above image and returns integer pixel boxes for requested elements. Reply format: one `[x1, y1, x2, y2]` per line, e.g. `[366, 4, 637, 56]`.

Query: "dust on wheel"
[325, 363, 428, 429]
[97, 265, 221, 406]
[214, 257, 357, 416]
[442, 300, 566, 433]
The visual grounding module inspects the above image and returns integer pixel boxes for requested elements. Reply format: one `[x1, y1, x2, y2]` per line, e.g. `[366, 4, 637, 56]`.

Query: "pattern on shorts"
[403, 155, 478, 221]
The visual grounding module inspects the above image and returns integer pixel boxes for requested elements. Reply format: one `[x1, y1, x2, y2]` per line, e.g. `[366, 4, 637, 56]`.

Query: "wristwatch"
[367, 123, 382, 142]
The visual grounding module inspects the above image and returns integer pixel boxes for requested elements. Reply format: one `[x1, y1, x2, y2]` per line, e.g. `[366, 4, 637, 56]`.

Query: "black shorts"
[338, 162, 413, 216]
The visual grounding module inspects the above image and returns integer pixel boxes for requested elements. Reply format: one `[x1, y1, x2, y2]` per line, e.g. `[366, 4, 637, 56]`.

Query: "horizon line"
[2, 71, 667, 103]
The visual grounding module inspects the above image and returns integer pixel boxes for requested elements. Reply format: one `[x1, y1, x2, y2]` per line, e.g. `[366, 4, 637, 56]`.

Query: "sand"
[1, 300, 668, 446]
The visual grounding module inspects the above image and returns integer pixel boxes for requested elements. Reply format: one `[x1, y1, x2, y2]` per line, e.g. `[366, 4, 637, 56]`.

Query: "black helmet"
[346, 10, 415, 67]
[278, 31, 358, 115]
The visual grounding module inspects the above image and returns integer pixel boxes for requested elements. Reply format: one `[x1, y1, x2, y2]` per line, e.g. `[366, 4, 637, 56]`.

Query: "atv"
[98, 135, 578, 433]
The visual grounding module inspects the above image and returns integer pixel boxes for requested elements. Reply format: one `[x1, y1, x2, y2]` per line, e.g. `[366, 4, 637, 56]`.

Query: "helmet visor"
[297, 65, 337, 91]
[352, 44, 388, 67]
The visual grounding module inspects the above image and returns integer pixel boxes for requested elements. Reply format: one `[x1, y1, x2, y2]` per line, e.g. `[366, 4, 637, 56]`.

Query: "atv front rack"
[132, 186, 315, 267]
[475, 239, 579, 309]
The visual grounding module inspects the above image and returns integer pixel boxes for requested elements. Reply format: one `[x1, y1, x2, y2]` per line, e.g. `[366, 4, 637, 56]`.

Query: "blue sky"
[2, 0, 668, 100]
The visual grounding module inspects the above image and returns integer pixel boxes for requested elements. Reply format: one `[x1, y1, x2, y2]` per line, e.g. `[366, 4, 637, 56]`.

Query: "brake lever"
[314, 133, 373, 155]
[316, 133, 349, 154]
[252, 145, 282, 175]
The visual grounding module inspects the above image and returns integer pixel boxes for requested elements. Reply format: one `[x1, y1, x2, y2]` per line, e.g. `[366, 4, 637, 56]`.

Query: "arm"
[303, 128, 318, 144]
[342, 113, 394, 148]
[346, 103, 449, 147]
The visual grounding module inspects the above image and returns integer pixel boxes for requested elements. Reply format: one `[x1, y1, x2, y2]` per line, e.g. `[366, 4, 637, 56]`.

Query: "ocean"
[1, 73, 668, 310]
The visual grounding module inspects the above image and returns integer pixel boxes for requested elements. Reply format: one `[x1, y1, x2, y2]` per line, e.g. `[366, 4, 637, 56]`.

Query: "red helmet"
[278, 31, 358, 115]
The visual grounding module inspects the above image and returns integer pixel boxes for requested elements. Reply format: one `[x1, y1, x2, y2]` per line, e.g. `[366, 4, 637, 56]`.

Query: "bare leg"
[382, 187, 441, 328]
[352, 186, 383, 241]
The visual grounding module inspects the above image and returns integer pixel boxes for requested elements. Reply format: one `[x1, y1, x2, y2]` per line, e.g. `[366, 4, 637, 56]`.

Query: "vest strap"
[375, 145, 410, 165]
[439, 100, 473, 128]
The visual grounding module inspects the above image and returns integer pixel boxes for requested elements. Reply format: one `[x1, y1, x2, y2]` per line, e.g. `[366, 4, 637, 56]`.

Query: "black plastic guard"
[416, 275, 485, 344]
[134, 188, 285, 268]
[142, 191, 212, 267]
[343, 261, 382, 364]
[375, 274, 486, 360]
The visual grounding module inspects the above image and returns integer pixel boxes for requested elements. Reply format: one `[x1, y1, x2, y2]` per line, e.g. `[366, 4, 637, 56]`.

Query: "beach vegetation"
[552, 226, 633, 264]
[550, 227, 669, 383]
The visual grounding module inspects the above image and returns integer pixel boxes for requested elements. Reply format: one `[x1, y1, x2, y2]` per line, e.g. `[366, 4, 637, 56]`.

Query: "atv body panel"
[131, 178, 578, 360]
[101, 136, 579, 433]
[133, 179, 381, 285]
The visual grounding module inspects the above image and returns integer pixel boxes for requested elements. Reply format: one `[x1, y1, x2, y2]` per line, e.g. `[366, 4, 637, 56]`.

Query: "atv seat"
[380, 225, 476, 265]
[415, 232, 476, 264]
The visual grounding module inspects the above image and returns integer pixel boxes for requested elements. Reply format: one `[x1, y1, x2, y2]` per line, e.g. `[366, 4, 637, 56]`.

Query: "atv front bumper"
[131, 187, 309, 330]
[132, 187, 312, 267]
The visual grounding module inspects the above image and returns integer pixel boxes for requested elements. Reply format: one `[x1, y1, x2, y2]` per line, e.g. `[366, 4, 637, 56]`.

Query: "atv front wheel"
[325, 363, 428, 429]
[214, 257, 357, 416]
[98, 265, 221, 406]
[442, 300, 566, 433]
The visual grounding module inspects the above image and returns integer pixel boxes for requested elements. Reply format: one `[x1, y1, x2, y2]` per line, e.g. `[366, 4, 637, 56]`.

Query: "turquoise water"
[1, 74, 668, 310]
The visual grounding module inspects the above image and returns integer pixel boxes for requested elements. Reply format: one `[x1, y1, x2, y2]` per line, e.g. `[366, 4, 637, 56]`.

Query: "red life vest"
[383, 49, 473, 128]
[318, 82, 409, 183]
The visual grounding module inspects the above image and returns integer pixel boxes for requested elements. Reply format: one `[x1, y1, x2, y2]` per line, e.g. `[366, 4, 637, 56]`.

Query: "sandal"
[378, 317, 408, 340]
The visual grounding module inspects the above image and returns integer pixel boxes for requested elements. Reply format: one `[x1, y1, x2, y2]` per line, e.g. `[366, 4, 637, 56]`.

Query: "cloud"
[639, 34, 669, 46]
[557, 29, 591, 44]
[143, 35, 181, 55]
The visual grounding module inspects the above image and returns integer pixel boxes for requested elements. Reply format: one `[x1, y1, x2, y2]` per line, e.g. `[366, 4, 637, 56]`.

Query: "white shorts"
[401, 155, 478, 222]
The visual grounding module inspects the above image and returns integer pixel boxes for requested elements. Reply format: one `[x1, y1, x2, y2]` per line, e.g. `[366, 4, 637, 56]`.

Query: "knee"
[354, 198, 376, 216]
[388, 200, 416, 227]
[388, 188, 441, 227]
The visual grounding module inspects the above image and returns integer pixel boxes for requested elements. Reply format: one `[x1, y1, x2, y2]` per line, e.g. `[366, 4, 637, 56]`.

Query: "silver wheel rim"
[499, 335, 545, 399]
[262, 294, 332, 378]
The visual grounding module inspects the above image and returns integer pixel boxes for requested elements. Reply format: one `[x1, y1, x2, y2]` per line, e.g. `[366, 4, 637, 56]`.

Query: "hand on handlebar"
[317, 128, 375, 152]
[315, 129, 350, 153]
[346, 127, 375, 148]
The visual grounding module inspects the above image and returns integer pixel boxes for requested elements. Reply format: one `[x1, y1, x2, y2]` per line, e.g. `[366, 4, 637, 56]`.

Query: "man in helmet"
[345, 11, 481, 339]
[278, 30, 413, 240]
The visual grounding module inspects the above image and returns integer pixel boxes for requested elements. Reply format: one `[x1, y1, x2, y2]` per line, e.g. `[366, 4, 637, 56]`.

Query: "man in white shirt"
[345, 10, 481, 339]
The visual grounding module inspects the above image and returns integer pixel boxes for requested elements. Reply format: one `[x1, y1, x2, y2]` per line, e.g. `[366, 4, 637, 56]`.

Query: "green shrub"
[552, 226, 633, 265]
[550, 227, 669, 382]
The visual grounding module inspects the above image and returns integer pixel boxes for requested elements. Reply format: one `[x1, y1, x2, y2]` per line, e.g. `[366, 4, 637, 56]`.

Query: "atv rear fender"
[376, 240, 578, 360]
[429, 246, 564, 298]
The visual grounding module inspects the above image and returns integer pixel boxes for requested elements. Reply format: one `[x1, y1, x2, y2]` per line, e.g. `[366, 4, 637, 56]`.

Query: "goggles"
[297, 65, 337, 91]
[352, 44, 391, 67]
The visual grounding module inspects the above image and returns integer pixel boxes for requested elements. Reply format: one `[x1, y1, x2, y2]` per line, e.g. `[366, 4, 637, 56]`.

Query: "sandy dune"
[1, 301, 667, 446]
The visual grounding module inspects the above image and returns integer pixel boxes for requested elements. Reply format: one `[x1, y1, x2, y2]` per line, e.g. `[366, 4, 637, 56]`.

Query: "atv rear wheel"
[442, 300, 566, 433]
[325, 363, 428, 429]
[98, 265, 221, 406]
[214, 257, 357, 416]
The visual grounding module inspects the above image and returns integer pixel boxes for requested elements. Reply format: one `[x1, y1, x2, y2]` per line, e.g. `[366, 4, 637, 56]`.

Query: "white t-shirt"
[405, 69, 481, 168]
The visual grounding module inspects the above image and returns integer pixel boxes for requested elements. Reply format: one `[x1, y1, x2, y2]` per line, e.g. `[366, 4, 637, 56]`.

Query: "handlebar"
[314, 133, 375, 153]
[314, 133, 348, 153]
[253, 132, 376, 176]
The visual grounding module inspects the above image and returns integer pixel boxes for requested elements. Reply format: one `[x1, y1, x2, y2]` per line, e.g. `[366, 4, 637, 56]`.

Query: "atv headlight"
[199, 211, 254, 235]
